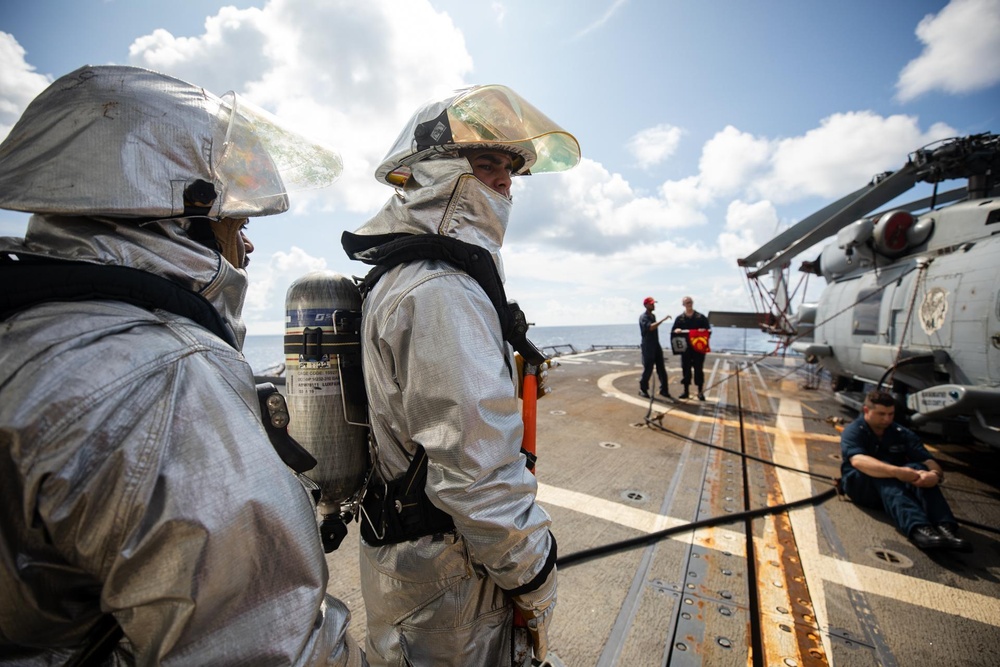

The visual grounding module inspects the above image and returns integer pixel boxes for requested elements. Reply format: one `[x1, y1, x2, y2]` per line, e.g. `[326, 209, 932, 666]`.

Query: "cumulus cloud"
[751, 112, 956, 202]
[717, 200, 779, 263]
[698, 114, 955, 278]
[127, 0, 473, 215]
[244, 246, 331, 334]
[501, 239, 716, 325]
[535, 108, 962, 320]
[509, 108, 955, 271]
[627, 124, 684, 168]
[507, 157, 708, 255]
[128, 7, 270, 95]
[897, 0, 1000, 102]
[698, 126, 770, 195]
[0, 32, 52, 141]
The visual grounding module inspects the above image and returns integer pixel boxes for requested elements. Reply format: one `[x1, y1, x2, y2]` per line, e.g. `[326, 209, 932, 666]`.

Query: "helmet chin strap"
[211, 217, 248, 268]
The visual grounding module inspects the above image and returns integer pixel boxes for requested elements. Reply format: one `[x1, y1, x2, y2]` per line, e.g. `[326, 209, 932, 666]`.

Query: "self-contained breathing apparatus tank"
[285, 271, 369, 552]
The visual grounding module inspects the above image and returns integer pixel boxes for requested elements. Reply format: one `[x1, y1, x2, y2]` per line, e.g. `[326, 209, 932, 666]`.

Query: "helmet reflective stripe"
[375, 84, 580, 186]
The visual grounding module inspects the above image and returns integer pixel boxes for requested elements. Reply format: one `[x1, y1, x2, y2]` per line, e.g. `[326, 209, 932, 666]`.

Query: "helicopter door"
[852, 286, 881, 338]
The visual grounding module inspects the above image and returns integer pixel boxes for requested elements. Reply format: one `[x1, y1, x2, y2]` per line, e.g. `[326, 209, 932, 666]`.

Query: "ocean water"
[243, 324, 778, 374]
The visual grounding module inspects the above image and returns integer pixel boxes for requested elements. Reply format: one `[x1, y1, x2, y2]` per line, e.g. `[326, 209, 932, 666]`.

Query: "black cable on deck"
[556, 486, 839, 569]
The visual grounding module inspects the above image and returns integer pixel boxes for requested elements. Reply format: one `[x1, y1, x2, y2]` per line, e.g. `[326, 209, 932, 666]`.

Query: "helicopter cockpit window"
[853, 287, 881, 336]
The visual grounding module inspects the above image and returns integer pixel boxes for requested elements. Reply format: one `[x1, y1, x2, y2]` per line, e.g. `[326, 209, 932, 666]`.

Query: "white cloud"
[657, 176, 713, 224]
[508, 158, 709, 256]
[501, 239, 717, 325]
[717, 199, 779, 263]
[0, 32, 52, 141]
[627, 123, 684, 168]
[752, 112, 956, 203]
[698, 126, 770, 195]
[244, 245, 331, 335]
[510, 109, 956, 271]
[127, 0, 473, 216]
[128, 8, 271, 95]
[896, 0, 1000, 102]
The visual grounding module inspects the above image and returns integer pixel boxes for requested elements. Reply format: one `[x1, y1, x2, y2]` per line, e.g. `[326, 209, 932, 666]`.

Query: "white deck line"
[536, 483, 748, 558]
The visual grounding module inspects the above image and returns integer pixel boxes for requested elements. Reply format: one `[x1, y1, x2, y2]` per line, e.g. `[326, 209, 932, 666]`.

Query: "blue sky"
[2, 0, 998, 334]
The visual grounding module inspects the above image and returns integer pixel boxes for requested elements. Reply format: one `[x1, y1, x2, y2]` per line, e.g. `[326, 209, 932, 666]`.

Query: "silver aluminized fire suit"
[0, 216, 358, 665]
[347, 157, 556, 666]
[0, 65, 359, 665]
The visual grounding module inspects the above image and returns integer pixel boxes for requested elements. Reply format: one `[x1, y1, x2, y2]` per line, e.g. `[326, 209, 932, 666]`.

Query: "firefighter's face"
[238, 224, 254, 268]
[463, 149, 514, 198]
[212, 217, 255, 269]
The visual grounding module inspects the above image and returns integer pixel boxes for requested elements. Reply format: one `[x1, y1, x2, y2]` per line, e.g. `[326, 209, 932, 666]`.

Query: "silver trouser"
[360, 534, 513, 667]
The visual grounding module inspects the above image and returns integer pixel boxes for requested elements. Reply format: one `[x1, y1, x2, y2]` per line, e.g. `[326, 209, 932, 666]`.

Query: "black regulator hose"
[556, 485, 839, 570]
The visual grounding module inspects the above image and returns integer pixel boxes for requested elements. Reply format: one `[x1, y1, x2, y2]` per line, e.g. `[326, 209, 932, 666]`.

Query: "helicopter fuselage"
[796, 197, 1000, 443]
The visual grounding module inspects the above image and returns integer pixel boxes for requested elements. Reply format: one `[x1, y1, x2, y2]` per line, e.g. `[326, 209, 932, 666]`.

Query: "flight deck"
[322, 348, 1000, 666]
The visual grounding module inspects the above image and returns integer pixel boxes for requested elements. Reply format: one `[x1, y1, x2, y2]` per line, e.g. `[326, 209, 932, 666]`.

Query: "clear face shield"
[376, 85, 581, 186]
[213, 93, 344, 218]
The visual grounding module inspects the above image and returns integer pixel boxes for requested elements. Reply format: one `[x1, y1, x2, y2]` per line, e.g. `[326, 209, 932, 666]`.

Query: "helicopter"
[735, 132, 1000, 448]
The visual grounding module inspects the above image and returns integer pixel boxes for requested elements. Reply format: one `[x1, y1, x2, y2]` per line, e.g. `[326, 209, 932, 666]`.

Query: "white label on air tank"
[287, 369, 342, 396]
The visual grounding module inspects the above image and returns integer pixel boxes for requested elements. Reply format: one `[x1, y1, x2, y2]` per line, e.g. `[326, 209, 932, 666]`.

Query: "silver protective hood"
[353, 157, 512, 280]
[2, 213, 251, 347]
[0, 65, 343, 218]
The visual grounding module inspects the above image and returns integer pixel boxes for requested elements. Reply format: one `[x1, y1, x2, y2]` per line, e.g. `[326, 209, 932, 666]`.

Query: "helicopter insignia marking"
[919, 287, 948, 335]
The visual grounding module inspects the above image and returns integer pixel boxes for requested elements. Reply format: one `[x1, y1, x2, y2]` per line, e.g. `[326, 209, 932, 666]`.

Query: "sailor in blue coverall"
[840, 389, 970, 551]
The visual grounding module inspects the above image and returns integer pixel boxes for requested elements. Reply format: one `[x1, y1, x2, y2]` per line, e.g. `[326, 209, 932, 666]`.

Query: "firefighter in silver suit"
[0, 65, 364, 665]
[343, 86, 580, 665]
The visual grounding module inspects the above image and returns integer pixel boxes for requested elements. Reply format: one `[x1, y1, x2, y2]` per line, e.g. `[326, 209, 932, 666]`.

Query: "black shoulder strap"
[0, 256, 238, 349]
[343, 231, 508, 324]
[341, 231, 544, 365]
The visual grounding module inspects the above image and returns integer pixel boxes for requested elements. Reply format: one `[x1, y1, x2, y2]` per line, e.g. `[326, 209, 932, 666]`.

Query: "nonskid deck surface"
[324, 348, 1000, 666]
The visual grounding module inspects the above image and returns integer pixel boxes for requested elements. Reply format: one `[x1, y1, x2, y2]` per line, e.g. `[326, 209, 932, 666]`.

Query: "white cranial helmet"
[0, 65, 343, 219]
[375, 84, 581, 187]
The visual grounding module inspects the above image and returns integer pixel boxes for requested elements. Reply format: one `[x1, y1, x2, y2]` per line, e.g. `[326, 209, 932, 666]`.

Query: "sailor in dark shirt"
[638, 296, 674, 400]
[673, 296, 710, 400]
[840, 390, 970, 551]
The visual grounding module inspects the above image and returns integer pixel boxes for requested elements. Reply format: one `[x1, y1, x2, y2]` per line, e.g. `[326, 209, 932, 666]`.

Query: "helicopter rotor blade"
[738, 182, 880, 268]
[743, 163, 917, 278]
[884, 185, 966, 213]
